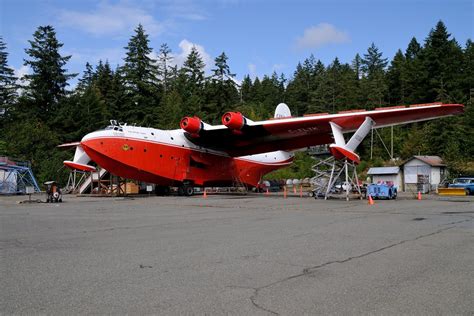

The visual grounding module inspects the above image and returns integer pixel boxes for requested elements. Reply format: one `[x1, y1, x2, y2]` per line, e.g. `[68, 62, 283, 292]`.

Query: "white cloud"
[172, 39, 213, 72]
[14, 65, 30, 79]
[295, 23, 350, 50]
[162, 0, 208, 21]
[14, 65, 30, 86]
[58, 2, 163, 37]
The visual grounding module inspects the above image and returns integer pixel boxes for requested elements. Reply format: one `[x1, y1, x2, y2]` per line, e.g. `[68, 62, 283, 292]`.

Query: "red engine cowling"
[222, 112, 246, 130]
[180, 116, 202, 135]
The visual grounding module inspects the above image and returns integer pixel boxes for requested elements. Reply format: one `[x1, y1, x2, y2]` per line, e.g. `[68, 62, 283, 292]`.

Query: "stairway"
[79, 168, 108, 194]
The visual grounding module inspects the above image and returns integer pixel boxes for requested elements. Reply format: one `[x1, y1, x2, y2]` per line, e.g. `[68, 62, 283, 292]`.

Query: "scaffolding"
[309, 150, 363, 201]
[0, 157, 40, 194]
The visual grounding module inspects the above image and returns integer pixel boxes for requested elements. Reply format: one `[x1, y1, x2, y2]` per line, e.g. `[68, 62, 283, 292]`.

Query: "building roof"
[367, 167, 400, 175]
[401, 155, 446, 167]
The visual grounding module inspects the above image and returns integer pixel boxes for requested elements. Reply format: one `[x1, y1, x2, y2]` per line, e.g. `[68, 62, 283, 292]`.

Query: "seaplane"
[60, 102, 463, 196]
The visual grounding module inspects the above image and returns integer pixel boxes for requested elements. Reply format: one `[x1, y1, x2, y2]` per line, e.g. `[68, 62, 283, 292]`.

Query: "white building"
[367, 167, 403, 190]
[401, 156, 446, 193]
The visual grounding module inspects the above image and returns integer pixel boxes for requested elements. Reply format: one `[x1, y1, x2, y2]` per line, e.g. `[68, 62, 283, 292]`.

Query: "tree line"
[0, 21, 472, 183]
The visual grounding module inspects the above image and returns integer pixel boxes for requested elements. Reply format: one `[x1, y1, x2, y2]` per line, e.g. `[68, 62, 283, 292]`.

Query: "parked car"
[449, 177, 474, 195]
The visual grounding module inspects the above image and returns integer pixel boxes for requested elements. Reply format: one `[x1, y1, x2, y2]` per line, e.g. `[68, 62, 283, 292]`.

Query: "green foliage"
[264, 152, 314, 180]
[0, 36, 17, 118]
[121, 24, 160, 125]
[204, 52, 239, 123]
[23, 25, 76, 122]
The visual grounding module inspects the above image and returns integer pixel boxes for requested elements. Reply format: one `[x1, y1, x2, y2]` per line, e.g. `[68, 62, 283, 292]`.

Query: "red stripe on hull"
[81, 137, 292, 187]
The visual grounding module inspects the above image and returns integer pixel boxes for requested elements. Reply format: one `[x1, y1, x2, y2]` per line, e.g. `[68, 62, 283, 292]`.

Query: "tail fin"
[274, 103, 291, 118]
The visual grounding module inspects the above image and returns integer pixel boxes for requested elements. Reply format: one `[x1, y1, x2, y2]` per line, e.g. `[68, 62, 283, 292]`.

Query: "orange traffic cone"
[417, 191, 422, 200]
[266, 188, 269, 195]
[293, 186, 297, 194]
[368, 194, 374, 205]
[300, 185, 303, 198]
[284, 186, 287, 198]
[203, 189, 207, 198]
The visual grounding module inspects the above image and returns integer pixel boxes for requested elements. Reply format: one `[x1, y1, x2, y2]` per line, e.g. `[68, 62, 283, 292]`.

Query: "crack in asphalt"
[247, 222, 470, 315]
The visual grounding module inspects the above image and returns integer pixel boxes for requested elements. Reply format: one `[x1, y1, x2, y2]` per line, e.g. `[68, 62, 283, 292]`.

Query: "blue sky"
[1, 0, 472, 86]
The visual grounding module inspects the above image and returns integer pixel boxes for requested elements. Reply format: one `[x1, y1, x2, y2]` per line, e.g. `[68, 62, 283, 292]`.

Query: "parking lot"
[1, 193, 473, 314]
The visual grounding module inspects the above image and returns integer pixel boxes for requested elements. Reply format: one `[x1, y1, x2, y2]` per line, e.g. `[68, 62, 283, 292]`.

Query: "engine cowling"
[222, 112, 246, 130]
[180, 116, 203, 135]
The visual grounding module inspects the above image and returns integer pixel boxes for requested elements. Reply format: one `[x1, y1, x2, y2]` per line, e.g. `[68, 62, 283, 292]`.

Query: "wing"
[181, 103, 464, 156]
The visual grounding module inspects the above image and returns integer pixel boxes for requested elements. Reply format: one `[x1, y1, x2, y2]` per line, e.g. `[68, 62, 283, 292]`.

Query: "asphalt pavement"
[1, 193, 473, 315]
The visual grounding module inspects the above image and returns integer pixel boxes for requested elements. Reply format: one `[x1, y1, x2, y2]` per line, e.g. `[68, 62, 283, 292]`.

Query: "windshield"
[105, 125, 123, 132]
[454, 178, 470, 184]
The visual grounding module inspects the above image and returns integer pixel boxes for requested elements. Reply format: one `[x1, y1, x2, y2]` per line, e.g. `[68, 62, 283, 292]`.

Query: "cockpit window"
[105, 125, 123, 132]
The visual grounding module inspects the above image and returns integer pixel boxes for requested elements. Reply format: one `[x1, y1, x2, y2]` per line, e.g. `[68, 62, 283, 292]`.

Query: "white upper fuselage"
[82, 124, 294, 164]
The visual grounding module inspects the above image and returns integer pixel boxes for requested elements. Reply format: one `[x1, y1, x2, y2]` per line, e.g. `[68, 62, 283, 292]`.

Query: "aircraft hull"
[81, 136, 293, 187]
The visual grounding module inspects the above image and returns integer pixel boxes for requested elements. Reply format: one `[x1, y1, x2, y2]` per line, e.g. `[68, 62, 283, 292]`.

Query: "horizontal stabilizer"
[57, 142, 80, 148]
[64, 161, 96, 172]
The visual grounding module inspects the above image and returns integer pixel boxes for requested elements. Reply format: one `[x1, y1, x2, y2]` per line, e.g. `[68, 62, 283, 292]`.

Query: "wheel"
[183, 186, 194, 196]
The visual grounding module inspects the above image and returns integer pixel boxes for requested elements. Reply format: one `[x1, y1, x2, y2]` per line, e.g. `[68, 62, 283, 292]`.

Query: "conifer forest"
[0, 21, 473, 184]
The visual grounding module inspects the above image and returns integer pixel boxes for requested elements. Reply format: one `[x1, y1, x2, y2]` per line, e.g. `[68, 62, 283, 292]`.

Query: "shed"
[401, 156, 446, 193]
[367, 167, 402, 190]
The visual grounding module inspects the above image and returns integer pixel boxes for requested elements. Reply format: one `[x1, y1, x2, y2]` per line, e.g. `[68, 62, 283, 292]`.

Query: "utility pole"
[390, 126, 394, 159]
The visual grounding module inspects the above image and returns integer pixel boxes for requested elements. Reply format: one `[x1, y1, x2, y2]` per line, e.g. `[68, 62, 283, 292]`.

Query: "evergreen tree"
[77, 62, 94, 93]
[405, 37, 421, 60]
[361, 43, 388, 106]
[240, 75, 252, 102]
[288, 56, 328, 115]
[403, 37, 424, 103]
[351, 53, 362, 80]
[182, 46, 205, 87]
[0, 37, 17, 120]
[157, 43, 173, 94]
[309, 58, 358, 113]
[204, 52, 239, 122]
[361, 43, 388, 77]
[180, 46, 206, 117]
[159, 89, 184, 129]
[121, 24, 159, 124]
[23, 25, 76, 120]
[421, 21, 464, 103]
[387, 49, 406, 104]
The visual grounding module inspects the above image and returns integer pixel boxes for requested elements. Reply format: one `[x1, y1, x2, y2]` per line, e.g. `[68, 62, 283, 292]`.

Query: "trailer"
[367, 182, 397, 200]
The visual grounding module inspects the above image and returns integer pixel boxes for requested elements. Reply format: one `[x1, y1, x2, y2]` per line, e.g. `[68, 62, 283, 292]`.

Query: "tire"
[183, 186, 194, 196]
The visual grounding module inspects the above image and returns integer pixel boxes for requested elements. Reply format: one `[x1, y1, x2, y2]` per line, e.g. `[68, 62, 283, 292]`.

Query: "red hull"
[81, 137, 292, 187]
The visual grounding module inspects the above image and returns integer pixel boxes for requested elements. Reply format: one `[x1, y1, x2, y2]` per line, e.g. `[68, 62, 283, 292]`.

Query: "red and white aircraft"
[61, 102, 463, 195]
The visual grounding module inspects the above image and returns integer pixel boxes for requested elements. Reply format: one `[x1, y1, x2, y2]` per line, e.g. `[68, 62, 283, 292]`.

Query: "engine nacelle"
[180, 116, 203, 135]
[222, 112, 246, 130]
